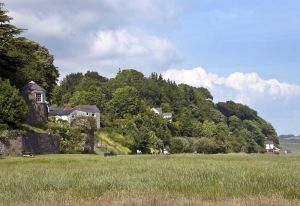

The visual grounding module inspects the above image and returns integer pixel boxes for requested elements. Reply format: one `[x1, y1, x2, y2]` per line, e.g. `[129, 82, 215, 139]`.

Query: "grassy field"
[0, 154, 300, 206]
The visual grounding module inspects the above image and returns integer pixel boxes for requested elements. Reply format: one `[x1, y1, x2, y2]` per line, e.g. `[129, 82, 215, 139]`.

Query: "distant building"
[265, 140, 274, 153]
[151, 107, 172, 122]
[265, 140, 280, 154]
[151, 108, 163, 115]
[49, 105, 101, 129]
[22, 81, 48, 126]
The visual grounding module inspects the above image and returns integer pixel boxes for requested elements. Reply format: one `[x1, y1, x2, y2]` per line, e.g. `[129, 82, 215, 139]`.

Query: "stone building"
[22, 81, 48, 126]
[49, 105, 101, 129]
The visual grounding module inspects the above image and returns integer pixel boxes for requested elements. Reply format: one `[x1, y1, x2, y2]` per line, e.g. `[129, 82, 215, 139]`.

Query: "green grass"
[0, 154, 300, 206]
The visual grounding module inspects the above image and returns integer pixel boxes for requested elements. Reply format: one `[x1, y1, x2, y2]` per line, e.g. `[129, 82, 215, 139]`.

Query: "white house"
[265, 140, 274, 152]
[50, 105, 101, 129]
[151, 108, 163, 115]
[151, 107, 172, 122]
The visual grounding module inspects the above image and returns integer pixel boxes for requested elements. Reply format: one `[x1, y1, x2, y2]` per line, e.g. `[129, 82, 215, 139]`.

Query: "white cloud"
[9, 11, 72, 38]
[163, 67, 300, 104]
[88, 29, 181, 70]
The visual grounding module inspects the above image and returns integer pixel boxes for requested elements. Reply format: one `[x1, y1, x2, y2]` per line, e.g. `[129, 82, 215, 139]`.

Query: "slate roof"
[50, 105, 100, 116]
[23, 81, 45, 92]
[74, 105, 100, 113]
[265, 140, 274, 144]
[48, 106, 63, 116]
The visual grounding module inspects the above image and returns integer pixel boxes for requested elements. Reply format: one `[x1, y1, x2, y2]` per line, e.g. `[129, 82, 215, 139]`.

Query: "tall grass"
[0, 154, 299, 205]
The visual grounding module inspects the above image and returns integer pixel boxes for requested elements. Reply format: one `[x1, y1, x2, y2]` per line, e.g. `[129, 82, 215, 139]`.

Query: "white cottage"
[50, 105, 101, 129]
[151, 107, 172, 122]
[265, 140, 274, 152]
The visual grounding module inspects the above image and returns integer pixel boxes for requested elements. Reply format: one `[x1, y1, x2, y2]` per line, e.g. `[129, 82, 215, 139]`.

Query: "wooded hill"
[50, 69, 278, 153]
[0, 3, 278, 154]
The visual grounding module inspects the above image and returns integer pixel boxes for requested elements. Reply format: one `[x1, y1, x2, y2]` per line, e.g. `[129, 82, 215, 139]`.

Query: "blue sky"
[3, 0, 300, 134]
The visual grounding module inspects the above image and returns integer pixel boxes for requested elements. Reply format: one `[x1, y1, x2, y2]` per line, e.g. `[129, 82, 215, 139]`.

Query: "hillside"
[48, 69, 279, 154]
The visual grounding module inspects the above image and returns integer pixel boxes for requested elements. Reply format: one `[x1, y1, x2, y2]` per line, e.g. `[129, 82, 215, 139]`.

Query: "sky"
[3, 0, 300, 135]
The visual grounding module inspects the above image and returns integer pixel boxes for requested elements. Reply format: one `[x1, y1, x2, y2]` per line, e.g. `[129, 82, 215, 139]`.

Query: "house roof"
[163, 113, 172, 116]
[49, 106, 63, 116]
[265, 140, 274, 144]
[23, 81, 45, 92]
[152, 107, 162, 115]
[74, 105, 100, 113]
[51, 105, 100, 116]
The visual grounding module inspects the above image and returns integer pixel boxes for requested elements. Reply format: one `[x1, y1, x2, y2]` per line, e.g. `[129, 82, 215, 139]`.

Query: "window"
[86, 112, 88, 115]
[92, 113, 95, 117]
[35, 93, 42, 102]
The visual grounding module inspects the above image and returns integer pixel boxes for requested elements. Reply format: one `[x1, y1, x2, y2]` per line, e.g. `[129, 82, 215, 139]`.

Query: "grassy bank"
[0, 154, 299, 205]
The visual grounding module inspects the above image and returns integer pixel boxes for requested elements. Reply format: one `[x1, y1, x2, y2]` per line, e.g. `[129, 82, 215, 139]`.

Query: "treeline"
[0, 3, 278, 154]
[51, 69, 278, 153]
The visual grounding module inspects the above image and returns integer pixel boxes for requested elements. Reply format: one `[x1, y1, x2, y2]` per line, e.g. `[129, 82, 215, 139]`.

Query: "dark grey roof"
[74, 105, 100, 113]
[52, 105, 100, 116]
[49, 107, 63, 116]
[265, 140, 274, 144]
[23, 81, 45, 92]
[57, 108, 76, 116]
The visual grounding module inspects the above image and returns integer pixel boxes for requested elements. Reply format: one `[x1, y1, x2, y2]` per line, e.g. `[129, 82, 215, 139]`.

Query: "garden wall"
[0, 133, 59, 156]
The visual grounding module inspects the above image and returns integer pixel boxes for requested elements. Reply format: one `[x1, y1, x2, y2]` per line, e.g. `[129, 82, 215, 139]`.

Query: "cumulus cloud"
[163, 67, 300, 104]
[3, 0, 181, 76]
[89, 29, 181, 64]
[10, 11, 73, 38]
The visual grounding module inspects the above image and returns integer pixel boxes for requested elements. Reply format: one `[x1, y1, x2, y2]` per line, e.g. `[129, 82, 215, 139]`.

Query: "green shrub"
[0, 78, 28, 128]
[193, 137, 219, 154]
[48, 122, 84, 153]
[170, 137, 191, 153]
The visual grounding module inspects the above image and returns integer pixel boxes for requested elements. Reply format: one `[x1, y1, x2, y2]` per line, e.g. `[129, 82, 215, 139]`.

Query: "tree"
[0, 3, 22, 41]
[71, 116, 97, 154]
[69, 89, 105, 109]
[60, 72, 84, 93]
[193, 137, 218, 154]
[170, 137, 190, 153]
[107, 86, 140, 118]
[0, 78, 27, 127]
[48, 121, 84, 153]
[0, 3, 24, 84]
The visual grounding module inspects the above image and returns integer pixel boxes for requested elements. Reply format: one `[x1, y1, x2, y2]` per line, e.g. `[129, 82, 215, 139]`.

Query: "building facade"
[22, 81, 48, 126]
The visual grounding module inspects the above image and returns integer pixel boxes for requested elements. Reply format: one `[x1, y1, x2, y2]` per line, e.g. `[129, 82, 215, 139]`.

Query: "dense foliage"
[0, 78, 27, 128]
[48, 122, 84, 153]
[52, 69, 278, 154]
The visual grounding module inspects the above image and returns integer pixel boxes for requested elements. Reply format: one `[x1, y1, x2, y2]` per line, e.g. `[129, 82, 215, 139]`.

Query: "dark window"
[92, 113, 95, 117]
[35, 93, 42, 102]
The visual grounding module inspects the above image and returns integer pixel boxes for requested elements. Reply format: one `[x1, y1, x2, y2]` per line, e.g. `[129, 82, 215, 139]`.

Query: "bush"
[48, 122, 84, 153]
[0, 78, 28, 127]
[193, 137, 219, 154]
[170, 137, 191, 153]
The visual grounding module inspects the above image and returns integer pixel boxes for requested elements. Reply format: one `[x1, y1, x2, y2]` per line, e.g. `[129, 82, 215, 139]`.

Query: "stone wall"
[0, 133, 60, 156]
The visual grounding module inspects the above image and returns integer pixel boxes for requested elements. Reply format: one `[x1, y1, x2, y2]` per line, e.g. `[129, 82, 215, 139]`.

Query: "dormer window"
[35, 93, 42, 102]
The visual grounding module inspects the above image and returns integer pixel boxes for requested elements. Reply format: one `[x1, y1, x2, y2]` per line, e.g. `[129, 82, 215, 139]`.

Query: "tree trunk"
[84, 130, 95, 154]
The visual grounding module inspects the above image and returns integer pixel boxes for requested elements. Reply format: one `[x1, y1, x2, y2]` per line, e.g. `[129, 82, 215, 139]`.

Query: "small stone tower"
[22, 81, 48, 126]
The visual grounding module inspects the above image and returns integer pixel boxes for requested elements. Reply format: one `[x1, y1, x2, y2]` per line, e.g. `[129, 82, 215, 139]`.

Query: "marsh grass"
[0, 154, 299, 205]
